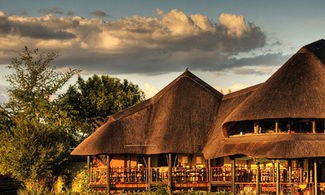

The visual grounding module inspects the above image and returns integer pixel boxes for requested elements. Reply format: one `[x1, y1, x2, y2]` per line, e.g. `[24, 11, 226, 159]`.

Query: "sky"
[0, 0, 324, 101]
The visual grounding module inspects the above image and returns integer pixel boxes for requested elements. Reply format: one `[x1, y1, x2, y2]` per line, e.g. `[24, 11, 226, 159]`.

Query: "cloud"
[233, 66, 278, 75]
[142, 83, 159, 99]
[0, 9, 269, 75]
[66, 11, 74, 16]
[90, 10, 108, 17]
[38, 8, 74, 16]
[215, 83, 249, 94]
[39, 8, 64, 15]
[0, 11, 76, 39]
[228, 53, 290, 68]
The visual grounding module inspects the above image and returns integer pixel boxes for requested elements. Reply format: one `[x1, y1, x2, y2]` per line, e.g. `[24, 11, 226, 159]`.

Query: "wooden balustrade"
[89, 165, 314, 194]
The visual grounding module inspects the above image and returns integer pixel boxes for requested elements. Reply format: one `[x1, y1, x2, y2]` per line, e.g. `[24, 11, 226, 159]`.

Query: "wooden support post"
[289, 160, 294, 194]
[300, 168, 303, 184]
[208, 159, 212, 192]
[87, 156, 90, 184]
[168, 153, 172, 194]
[107, 155, 111, 194]
[276, 160, 280, 195]
[312, 121, 316, 134]
[148, 156, 151, 191]
[231, 159, 236, 194]
[256, 162, 260, 195]
[254, 122, 259, 134]
[275, 121, 279, 133]
[315, 159, 318, 195]
[272, 162, 276, 183]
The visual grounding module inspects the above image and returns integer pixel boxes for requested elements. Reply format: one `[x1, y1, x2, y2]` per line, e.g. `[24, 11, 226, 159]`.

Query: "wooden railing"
[90, 165, 313, 193]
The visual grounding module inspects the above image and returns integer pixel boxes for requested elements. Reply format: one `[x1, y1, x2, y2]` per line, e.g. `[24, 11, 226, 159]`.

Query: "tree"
[0, 105, 12, 132]
[0, 47, 78, 192]
[60, 74, 144, 138]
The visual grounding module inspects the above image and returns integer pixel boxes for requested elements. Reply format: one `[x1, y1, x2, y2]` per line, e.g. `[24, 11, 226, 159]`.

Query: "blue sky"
[0, 0, 324, 99]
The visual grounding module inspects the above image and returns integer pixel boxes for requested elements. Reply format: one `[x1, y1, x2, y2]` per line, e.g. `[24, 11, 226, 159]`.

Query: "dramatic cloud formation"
[0, 11, 76, 40]
[0, 9, 277, 75]
[90, 10, 108, 17]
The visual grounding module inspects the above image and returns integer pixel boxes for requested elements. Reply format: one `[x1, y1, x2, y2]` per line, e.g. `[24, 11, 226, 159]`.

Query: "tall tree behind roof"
[60, 74, 144, 138]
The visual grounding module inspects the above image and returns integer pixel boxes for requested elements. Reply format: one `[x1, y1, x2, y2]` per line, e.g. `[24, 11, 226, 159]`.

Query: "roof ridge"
[111, 70, 223, 121]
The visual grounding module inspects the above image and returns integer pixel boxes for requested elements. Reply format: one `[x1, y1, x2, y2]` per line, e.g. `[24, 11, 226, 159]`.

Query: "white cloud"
[215, 83, 249, 94]
[0, 9, 267, 74]
[142, 83, 159, 99]
[233, 66, 278, 75]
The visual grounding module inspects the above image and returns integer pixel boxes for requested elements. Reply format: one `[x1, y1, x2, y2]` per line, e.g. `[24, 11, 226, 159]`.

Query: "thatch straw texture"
[224, 39, 325, 124]
[204, 39, 325, 159]
[202, 84, 261, 159]
[73, 39, 325, 160]
[71, 70, 223, 155]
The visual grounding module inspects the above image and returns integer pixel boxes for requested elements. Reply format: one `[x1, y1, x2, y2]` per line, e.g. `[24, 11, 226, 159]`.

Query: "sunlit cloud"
[215, 83, 249, 94]
[142, 83, 159, 99]
[0, 9, 269, 75]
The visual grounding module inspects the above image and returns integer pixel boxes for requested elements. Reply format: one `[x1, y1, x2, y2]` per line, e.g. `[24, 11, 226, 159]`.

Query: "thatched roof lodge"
[72, 39, 325, 194]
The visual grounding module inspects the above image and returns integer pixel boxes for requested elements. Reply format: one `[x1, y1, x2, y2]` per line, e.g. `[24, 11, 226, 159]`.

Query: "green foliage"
[0, 47, 78, 193]
[60, 74, 144, 138]
[70, 165, 90, 193]
[0, 105, 12, 132]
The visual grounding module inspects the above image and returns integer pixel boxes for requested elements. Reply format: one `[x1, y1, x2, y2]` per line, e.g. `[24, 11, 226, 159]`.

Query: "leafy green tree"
[61, 74, 144, 138]
[0, 105, 12, 132]
[0, 47, 78, 192]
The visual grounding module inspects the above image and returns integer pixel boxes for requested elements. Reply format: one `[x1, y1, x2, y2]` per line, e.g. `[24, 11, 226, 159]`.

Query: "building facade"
[72, 39, 325, 194]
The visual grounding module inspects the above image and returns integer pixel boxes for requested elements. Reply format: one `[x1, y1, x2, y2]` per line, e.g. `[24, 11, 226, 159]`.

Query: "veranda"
[87, 154, 325, 194]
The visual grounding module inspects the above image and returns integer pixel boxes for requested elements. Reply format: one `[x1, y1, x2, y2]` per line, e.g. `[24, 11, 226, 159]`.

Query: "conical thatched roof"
[203, 39, 325, 160]
[71, 70, 223, 155]
[223, 39, 325, 124]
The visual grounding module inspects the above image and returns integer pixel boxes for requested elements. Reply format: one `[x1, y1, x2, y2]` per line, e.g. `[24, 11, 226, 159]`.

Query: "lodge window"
[226, 118, 325, 137]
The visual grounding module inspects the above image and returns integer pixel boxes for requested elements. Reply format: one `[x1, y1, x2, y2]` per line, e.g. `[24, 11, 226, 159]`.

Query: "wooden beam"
[275, 121, 279, 133]
[272, 162, 276, 183]
[107, 155, 111, 194]
[168, 153, 172, 194]
[87, 156, 90, 184]
[148, 156, 151, 191]
[256, 162, 260, 195]
[312, 121, 316, 134]
[315, 159, 318, 195]
[289, 160, 294, 194]
[276, 160, 280, 195]
[300, 167, 303, 184]
[231, 159, 236, 194]
[208, 159, 212, 192]
[254, 122, 259, 134]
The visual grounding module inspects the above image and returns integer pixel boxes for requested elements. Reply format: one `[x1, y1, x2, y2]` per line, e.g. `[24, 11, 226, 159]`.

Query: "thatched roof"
[224, 39, 325, 124]
[73, 39, 325, 160]
[203, 39, 325, 159]
[71, 70, 223, 155]
[202, 84, 262, 159]
[206, 134, 325, 159]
